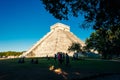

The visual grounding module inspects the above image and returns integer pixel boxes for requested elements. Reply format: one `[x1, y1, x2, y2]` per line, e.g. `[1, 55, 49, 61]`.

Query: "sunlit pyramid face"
[21, 23, 85, 57]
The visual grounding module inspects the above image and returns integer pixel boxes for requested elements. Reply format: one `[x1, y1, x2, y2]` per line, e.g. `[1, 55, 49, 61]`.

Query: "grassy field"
[0, 58, 120, 80]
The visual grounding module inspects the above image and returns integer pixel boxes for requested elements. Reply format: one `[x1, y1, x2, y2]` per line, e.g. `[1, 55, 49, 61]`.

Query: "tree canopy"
[0, 51, 23, 58]
[41, 0, 120, 30]
[41, 0, 120, 59]
[85, 26, 120, 59]
[68, 43, 82, 53]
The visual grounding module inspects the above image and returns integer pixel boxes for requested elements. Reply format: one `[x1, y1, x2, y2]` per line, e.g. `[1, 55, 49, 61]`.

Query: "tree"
[85, 30, 107, 58]
[85, 27, 120, 59]
[68, 43, 82, 53]
[41, 0, 120, 59]
[41, 0, 120, 30]
[0, 51, 23, 58]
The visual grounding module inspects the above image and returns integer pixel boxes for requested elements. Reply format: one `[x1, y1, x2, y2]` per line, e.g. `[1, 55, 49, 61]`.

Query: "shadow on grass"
[49, 65, 81, 80]
[49, 65, 120, 80]
[0, 58, 120, 80]
[0, 73, 9, 80]
[73, 72, 120, 80]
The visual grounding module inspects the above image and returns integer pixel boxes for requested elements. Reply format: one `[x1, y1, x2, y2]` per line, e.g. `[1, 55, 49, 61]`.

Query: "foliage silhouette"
[41, 0, 120, 30]
[68, 43, 82, 53]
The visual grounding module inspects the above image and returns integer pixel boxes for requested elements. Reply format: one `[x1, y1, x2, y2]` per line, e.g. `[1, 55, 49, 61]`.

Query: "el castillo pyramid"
[21, 23, 85, 57]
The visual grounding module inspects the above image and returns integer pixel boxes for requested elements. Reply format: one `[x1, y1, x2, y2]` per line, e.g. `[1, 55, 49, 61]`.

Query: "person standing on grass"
[54, 54, 57, 61]
[35, 58, 38, 64]
[58, 52, 63, 65]
[46, 55, 50, 60]
[58, 53, 61, 64]
[31, 58, 34, 64]
[65, 53, 70, 66]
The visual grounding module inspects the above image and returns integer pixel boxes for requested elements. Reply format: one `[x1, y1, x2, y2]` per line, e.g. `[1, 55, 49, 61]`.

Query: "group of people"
[31, 58, 38, 64]
[18, 52, 70, 66]
[18, 57, 25, 63]
[54, 52, 70, 66]
[73, 52, 79, 60]
[18, 57, 38, 64]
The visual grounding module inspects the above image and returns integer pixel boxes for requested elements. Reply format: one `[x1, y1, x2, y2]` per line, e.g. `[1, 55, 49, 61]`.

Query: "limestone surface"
[21, 23, 85, 57]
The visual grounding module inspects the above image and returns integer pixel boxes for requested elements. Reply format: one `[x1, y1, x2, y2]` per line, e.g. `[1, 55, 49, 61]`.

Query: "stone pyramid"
[21, 23, 85, 57]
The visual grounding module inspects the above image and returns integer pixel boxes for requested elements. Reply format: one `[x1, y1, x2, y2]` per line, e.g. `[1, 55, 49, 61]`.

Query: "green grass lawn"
[0, 58, 120, 80]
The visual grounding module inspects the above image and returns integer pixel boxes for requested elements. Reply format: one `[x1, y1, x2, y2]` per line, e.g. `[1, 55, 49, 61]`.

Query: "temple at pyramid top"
[50, 22, 70, 32]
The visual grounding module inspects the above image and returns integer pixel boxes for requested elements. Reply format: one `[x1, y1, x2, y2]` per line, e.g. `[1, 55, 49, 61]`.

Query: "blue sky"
[0, 0, 93, 52]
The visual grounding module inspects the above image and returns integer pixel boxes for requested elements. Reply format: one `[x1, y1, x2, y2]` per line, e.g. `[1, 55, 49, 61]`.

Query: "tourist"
[31, 58, 34, 64]
[65, 53, 70, 66]
[18, 57, 25, 63]
[46, 55, 50, 60]
[58, 52, 62, 65]
[18, 58, 21, 63]
[62, 53, 65, 64]
[21, 57, 25, 63]
[34, 58, 38, 64]
[54, 54, 57, 61]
